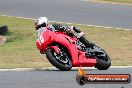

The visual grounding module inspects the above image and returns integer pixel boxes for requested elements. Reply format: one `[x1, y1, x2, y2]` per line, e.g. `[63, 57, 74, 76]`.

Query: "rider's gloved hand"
[71, 26, 81, 33]
[59, 26, 67, 31]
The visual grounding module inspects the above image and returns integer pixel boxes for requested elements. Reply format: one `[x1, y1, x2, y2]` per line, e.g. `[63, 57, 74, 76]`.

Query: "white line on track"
[81, 0, 132, 6]
[0, 66, 132, 71]
[1, 15, 132, 30]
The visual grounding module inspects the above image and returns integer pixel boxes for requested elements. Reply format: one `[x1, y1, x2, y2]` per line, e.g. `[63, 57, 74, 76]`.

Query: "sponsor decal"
[76, 67, 131, 85]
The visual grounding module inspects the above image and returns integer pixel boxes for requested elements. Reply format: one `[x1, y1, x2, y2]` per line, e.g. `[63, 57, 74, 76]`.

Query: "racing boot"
[79, 35, 95, 48]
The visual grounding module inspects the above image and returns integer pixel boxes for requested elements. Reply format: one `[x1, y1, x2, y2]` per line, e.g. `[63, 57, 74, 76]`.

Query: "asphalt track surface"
[0, 67, 131, 88]
[0, 0, 132, 29]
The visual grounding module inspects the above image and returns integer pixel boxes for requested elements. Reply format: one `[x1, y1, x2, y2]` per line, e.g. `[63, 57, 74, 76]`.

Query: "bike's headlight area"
[37, 27, 46, 36]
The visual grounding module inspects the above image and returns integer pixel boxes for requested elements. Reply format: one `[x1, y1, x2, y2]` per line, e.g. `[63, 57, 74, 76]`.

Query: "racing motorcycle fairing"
[36, 28, 96, 67]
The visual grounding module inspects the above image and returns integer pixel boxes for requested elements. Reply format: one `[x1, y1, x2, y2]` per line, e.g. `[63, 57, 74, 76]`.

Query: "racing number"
[38, 35, 44, 46]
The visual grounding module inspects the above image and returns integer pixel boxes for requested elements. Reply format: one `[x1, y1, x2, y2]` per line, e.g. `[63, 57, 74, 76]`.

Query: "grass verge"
[98, 0, 132, 4]
[0, 16, 132, 68]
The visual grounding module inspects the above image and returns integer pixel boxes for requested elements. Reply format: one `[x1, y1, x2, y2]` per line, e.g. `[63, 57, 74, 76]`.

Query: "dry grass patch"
[0, 16, 132, 68]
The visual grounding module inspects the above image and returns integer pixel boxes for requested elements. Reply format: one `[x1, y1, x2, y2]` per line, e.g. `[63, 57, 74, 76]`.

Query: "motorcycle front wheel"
[45, 48, 72, 71]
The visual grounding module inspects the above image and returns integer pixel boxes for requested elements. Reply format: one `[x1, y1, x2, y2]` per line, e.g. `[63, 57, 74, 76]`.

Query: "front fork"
[39, 46, 60, 54]
[49, 46, 60, 54]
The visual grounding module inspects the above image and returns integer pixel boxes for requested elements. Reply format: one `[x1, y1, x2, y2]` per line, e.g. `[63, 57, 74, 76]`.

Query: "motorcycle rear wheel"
[94, 49, 111, 70]
[45, 48, 72, 71]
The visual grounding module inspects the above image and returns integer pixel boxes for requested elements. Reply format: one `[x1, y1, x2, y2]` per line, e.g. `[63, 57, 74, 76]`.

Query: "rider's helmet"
[35, 17, 48, 36]
[35, 17, 48, 30]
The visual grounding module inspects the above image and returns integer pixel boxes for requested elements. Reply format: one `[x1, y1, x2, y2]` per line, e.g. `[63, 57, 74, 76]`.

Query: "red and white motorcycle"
[36, 28, 111, 71]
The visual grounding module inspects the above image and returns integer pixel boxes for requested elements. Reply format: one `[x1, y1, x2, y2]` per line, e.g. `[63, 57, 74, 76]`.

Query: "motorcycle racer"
[35, 17, 111, 70]
[35, 17, 95, 48]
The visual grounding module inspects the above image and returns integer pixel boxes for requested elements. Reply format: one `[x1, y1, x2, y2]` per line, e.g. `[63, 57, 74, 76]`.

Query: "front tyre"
[45, 48, 72, 71]
[94, 49, 111, 70]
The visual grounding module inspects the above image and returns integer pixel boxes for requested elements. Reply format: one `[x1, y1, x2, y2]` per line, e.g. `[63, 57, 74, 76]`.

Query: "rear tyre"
[45, 48, 72, 71]
[94, 49, 111, 70]
[79, 36, 111, 70]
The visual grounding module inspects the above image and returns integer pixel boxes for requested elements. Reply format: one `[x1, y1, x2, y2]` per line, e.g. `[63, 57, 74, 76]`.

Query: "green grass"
[0, 16, 132, 68]
[0, 16, 52, 68]
[99, 0, 132, 3]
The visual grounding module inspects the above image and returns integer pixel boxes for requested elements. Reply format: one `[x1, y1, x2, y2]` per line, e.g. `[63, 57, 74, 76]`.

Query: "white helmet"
[35, 17, 48, 30]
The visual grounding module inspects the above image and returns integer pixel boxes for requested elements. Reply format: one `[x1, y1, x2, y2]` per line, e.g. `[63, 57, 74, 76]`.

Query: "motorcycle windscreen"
[37, 27, 46, 37]
[36, 29, 52, 51]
